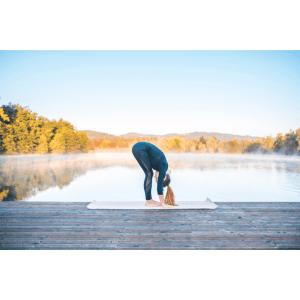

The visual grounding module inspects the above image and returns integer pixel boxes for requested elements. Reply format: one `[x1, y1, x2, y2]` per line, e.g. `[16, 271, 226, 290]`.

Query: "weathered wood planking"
[0, 202, 299, 250]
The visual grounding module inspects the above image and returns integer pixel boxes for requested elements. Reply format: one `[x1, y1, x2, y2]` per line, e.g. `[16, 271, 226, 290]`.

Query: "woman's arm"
[157, 168, 167, 197]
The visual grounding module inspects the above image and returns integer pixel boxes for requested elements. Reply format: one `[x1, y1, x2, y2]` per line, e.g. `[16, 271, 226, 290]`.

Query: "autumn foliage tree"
[206, 137, 218, 153]
[1, 103, 299, 156]
[88, 129, 300, 155]
[0, 103, 89, 155]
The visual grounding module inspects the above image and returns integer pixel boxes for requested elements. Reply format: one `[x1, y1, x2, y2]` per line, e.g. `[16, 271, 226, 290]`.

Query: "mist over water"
[0, 153, 299, 202]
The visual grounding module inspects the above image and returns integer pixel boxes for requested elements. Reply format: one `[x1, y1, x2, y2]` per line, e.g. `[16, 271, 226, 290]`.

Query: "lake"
[1, 153, 299, 202]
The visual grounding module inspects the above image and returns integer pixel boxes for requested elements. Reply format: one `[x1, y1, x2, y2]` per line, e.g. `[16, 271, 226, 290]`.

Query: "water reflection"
[0, 153, 299, 202]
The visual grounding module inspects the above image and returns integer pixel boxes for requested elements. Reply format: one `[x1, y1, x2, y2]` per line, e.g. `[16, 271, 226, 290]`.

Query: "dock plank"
[0, 202, 300, 250]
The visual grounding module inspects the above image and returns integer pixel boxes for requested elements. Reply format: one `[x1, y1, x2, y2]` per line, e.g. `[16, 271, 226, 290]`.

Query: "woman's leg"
[133, 149, 154, 200]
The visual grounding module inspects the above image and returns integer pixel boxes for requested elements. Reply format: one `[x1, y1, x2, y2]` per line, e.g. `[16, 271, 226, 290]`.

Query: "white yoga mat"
[87, 198, 217, 210]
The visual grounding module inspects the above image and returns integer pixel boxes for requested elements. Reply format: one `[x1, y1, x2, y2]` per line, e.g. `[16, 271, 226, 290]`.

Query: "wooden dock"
[1, 202, 299, 250]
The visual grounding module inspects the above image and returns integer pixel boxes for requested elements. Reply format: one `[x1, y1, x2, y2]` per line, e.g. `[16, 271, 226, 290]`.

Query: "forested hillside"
[88, 131, 300, 155]
[1, 103, 299, 155]
[0, 103, 89, 154]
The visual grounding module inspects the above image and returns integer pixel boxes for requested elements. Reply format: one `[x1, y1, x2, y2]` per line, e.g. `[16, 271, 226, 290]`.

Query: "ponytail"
[165, 185, 178, 206]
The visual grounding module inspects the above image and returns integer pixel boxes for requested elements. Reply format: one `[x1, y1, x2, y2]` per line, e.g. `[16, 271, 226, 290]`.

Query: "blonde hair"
[165, 185, 178, 206]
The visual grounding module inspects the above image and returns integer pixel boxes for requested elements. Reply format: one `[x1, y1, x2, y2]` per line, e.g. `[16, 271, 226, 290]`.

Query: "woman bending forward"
[132, 142, 171, 208]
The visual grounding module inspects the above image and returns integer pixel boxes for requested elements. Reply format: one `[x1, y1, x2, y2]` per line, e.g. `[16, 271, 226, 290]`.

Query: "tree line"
[1, 103, 299, 155]
[0, 103, 89, 154]
[89, 130, 300, 155]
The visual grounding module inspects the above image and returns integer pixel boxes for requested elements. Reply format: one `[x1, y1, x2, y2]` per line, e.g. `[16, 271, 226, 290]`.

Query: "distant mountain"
[83, 130, 117, 140]
[84, 130, 260, 141]
[181, 131, 260, 141]
[120, 131, 260, 141]
[120, 132, 164, 138]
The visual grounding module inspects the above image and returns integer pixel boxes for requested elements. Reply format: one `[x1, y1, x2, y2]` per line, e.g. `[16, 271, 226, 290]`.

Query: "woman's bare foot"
[145, 199, 161, 207]
[158, 194, 164, 204]
[158, 195, 172, 208]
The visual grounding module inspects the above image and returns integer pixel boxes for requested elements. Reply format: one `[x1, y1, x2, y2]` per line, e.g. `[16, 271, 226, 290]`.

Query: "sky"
[0, 50, 299, 138]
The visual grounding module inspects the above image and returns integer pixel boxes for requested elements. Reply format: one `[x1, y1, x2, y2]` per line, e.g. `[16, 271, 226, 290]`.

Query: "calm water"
[1, 153, 300, 202]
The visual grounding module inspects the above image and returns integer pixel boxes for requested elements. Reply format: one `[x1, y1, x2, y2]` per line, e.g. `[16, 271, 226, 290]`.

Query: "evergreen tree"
[199, 136, 206, 144]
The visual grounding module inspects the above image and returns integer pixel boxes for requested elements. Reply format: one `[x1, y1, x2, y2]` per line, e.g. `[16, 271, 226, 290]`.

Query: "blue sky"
[0, 50, 299, 137]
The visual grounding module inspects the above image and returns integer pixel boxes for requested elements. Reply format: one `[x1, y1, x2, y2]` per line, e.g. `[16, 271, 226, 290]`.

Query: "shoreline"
[1, 151, 299, 161]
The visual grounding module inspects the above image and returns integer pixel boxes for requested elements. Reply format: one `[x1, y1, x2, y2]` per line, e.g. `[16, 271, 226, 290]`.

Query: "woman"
[132, 141, 171, 208]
